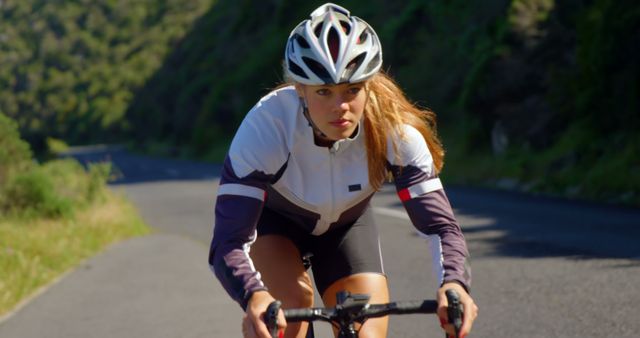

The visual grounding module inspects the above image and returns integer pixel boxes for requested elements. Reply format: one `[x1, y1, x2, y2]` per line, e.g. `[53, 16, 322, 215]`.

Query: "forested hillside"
[1, 0, 638, 205]
[0, 0, 211, 151]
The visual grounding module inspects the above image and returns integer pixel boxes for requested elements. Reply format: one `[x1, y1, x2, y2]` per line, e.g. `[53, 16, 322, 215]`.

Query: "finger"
[242, 315, 252, 338]
[439, 317, 447, 328]
[459, 301, 478, 337]
[437, 301, 449, 322]
[277, 309, 287, 331]
[251, 316, 274, 338]
[437, 296, 452, 335]
[242, 323, 248, 337]
[438, 310, 456, 335]
[442, 324, 456, 337]
[438, 313, 456, 336]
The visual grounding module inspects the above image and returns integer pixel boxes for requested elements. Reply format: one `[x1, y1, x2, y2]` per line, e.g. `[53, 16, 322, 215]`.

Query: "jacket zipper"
[328, 146, 337, 224]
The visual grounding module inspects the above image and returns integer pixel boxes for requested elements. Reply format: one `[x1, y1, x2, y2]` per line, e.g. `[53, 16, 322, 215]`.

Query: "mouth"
[329, 118, 351, 127]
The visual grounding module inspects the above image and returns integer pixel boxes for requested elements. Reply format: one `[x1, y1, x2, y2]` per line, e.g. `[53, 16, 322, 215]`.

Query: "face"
[297, 82, 367, 145]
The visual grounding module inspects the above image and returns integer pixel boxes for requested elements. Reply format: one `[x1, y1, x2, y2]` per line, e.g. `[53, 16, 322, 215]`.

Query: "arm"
[208, 94, 290, 310]
[209, 156, 270, 309]
[400, 187, 470, 289]
[387, 125, 471, 290]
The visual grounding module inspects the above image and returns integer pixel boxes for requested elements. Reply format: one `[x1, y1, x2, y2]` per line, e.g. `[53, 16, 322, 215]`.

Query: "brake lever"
[445, 289, 463, 338]
[266, 300, 282, 338]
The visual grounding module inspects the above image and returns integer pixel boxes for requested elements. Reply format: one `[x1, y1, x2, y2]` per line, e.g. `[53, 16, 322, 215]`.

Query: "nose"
[334, 97, 349, 112]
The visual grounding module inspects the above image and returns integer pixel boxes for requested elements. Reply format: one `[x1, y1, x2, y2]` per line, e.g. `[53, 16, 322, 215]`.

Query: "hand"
[242, 291, 287, 338]
[437, 282, 478, 338]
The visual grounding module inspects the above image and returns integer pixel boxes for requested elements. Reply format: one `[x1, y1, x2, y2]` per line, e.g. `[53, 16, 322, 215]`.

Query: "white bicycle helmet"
[284, 3, 383, 85]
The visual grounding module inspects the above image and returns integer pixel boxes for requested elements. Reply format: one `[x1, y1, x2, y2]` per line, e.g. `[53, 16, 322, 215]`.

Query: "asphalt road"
[1, 146, 639, 338]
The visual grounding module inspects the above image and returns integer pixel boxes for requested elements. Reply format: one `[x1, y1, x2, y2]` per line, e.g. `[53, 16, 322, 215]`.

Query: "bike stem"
[335, 291, 370, 338]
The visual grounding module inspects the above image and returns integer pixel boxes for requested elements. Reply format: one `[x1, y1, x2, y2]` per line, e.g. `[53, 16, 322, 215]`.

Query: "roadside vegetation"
[0, 113, 149, 317]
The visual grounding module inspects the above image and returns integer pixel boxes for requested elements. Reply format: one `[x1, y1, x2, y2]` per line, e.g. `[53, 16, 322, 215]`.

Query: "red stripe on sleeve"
[397, 188, 411, 202]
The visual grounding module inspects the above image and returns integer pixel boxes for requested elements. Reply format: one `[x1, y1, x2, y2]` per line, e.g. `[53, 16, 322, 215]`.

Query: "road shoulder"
[0, 233, 241, 338]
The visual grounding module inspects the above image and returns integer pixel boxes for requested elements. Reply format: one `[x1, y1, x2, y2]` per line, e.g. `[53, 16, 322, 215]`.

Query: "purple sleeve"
[208, 156, 274, 309]
[402, 189, 471, 290]
[390, 164, 472, 291]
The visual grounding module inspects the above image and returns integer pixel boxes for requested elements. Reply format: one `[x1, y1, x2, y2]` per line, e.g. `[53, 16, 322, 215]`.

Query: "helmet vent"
[328, 27, 340, 63]
[364, 52, 381, 74]
[294, 34, 310, 48]
[288, 61, 309, 80]
[341, 52, 366, 81]
[314, 24, 323, 38]
[302, 56, 333, 83]
[340, 21, 351, 35]
[358, 30, 369, 44]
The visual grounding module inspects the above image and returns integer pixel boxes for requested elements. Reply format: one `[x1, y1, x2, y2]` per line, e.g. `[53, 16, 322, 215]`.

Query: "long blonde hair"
[363, 71, 444, 190]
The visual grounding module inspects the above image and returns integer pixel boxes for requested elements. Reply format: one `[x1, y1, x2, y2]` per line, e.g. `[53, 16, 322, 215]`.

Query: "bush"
[0, 113, 33, 185]
[0, 113, 113, 218]
[0, 167, 73, 219]
[0, 159, 113, 219]
[42, 159, 112, 203]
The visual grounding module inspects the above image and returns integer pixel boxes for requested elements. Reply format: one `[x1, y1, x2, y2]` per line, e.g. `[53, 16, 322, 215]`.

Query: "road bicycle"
[266, 289, 463, 338]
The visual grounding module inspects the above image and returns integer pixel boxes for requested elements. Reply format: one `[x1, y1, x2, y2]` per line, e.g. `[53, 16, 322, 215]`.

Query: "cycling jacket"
[209, 86, 470, 309]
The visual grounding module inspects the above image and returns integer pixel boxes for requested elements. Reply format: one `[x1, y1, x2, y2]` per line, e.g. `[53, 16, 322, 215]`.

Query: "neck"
[313, 124, 360, 148]
[313, 131, 335, 147]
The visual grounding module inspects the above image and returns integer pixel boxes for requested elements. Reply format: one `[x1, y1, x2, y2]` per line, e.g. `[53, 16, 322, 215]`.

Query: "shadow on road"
[63, 145, 222, 184]
[377, 183, 640, 261]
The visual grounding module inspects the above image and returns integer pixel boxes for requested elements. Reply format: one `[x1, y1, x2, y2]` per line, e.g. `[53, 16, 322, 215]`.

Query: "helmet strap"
[300, 97, 328, 138]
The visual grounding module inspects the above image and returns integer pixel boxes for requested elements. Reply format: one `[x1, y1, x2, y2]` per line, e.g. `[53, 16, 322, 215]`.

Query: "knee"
[356, 317, 388, 338]
[296, 274, 315, 307]
[357, 328, 386, 338]
[284, 275, 314, 308]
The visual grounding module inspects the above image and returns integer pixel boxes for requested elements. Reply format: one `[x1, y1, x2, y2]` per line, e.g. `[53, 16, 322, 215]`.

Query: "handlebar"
[280, 299, 439, 322]
[266, 289, 463, 338]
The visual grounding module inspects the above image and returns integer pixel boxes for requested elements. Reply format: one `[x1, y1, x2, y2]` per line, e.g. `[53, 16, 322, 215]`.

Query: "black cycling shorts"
[256, 205, 385, 296]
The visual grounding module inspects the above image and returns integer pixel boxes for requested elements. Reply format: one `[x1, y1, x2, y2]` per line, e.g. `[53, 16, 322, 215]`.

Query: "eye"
[348, 86, 362, 95]
[316, 88, 331, 96]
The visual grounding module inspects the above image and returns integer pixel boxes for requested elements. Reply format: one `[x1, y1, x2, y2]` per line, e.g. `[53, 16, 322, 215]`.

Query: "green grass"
[0, 191, 150, 317]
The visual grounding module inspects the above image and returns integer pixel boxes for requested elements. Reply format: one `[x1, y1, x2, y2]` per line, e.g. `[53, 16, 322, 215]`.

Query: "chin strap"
[300, 97, 328, 138]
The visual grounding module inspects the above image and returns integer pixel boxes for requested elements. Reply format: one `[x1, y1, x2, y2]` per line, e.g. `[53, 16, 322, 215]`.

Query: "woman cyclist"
[209, 3, 478, 338]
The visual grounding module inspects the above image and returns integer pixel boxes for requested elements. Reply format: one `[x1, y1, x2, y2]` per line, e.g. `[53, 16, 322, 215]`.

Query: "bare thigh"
[322, 273, 389, 338]
[250, 235, 314, 338]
